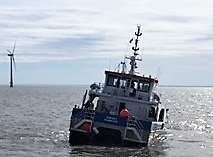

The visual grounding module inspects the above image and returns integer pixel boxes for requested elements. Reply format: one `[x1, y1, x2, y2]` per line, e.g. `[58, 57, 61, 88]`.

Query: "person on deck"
[120, 108, 129, 118]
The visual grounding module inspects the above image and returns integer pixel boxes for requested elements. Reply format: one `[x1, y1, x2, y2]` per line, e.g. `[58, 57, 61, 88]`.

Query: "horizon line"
[0, 84, 213, 88]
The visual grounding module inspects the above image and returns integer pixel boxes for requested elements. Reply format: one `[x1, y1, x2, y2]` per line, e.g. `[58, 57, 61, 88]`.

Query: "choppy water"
[0, 86, 213, 157]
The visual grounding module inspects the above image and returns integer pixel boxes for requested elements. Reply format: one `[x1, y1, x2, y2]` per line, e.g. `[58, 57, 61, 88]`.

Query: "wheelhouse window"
[113, 78, 119, 87]
[126, 79, 131, 88]
[138, 80, 150, 93]
[107, 75, 114, 86]
[120, 79, 127, 88]
[138, 81, 143, 91]
[130, 80, 138, 89]
[106, 75, 120, 87]
[107, 75, 131, 89]
[143, 82, 150, 92]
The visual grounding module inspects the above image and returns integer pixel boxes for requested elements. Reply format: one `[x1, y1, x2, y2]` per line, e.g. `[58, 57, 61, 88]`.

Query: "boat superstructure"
[69, 26, 168, 146]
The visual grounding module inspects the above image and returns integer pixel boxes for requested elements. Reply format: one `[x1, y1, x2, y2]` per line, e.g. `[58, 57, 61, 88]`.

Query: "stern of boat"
[92, 113, 152, 146]
[69, 107, 95, 145]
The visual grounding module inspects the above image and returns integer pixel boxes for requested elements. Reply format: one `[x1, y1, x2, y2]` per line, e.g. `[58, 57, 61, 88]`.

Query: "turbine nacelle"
[8, 53, 14, 57]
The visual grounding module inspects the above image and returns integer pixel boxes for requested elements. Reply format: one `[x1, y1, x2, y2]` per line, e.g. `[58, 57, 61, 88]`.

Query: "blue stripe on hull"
[71, 110, 152, 132]
[94, 113, 152, 132]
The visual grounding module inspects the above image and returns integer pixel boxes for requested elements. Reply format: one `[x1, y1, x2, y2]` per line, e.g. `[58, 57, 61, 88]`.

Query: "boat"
[69, 25, 168, 146]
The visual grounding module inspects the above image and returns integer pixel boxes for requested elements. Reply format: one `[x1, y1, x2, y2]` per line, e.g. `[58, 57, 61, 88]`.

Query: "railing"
[89, 82, 104, 93]
[71, 108, 95, 127]
[127, 117, 144, 140]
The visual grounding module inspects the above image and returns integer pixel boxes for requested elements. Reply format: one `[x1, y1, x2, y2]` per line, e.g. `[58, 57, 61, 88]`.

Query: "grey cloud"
[34, 34, 105, 50]
[191, 35, 213, 42]
[0, 0, 213, 64]
[155, 15, 195, 23]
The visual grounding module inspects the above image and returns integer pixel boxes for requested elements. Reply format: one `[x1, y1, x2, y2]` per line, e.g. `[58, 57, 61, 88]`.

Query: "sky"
[0, 0, 213, 86]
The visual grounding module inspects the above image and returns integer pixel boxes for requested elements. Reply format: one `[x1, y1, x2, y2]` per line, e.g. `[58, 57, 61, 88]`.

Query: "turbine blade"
[12, 41, 16, 54]
[129, 38, 134, 43]
[12, 56, 16, 71]
[7, 49, 12, 54]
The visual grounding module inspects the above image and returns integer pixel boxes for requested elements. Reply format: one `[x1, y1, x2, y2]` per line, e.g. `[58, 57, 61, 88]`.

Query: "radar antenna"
[126, 25, 142, 75]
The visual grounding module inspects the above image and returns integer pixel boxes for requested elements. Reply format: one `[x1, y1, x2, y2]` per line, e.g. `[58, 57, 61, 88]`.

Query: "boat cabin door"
[118, 102, 126, 114]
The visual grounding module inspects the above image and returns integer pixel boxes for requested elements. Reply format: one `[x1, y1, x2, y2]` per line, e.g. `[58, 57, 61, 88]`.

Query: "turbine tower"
[7, 42, 16, 88]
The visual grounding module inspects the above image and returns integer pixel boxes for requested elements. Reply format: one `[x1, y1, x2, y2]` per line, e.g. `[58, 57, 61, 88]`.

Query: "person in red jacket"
[120, 108, 129, 118]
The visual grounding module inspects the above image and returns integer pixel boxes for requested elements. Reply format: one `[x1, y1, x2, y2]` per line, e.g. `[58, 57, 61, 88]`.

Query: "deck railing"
[127, 117, 144, 139]
[71, 108, 95, 127]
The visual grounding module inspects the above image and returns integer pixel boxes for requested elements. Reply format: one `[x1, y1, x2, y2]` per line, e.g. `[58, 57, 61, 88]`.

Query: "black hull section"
[69, 128, 148, 147]
[69, 130, 90, 145]
[93, 127, 122, 146]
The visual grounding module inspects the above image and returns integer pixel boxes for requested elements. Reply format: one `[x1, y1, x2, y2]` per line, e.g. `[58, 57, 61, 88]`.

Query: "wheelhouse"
[103, 71, 158, 100]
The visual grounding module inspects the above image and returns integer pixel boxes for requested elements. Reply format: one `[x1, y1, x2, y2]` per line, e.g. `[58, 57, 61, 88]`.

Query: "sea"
[0, 85, 213, 157]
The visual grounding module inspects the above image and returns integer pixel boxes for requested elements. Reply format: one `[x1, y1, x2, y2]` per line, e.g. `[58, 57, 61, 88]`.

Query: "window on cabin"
[107, 76, 114, 86]
[126, 79, 130, 88]
[129, 80, 138, 97]
[120, 79, 127, 88]
[138, 81, 143, 91]
[107, 75, 119, 87]
[131, 80, 138, 89]
[138, 80, 150, 93]
[142, 83, 150, 92]
[113, 78, 120, 87]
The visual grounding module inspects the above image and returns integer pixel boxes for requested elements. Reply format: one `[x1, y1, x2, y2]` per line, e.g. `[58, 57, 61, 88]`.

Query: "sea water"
[0, 85, 213, 157]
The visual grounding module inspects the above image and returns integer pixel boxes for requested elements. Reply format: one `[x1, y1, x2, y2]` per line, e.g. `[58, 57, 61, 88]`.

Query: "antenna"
[156, 66, 161, 80]
[120, 57, 127, 73]
[7, 41, 16, 88]
[154, 66, 161, 88]
[126, 25, 142, 75]
[115, 58, 127, 73]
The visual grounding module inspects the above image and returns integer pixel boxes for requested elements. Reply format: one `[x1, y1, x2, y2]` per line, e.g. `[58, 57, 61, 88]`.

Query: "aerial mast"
[126, 25, 142, 75]
[9, 54, 13, 87]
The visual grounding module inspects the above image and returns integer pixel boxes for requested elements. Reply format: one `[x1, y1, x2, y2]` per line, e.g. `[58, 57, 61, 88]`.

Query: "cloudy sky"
[0, 0, 213, 85]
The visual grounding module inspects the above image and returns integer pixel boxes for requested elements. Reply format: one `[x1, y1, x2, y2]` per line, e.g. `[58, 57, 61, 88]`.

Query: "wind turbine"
[7, 42, 16, 88]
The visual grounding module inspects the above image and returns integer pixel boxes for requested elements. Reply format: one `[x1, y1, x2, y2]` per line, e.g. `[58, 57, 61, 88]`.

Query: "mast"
[126, 25, 142, 75]
[9, 54, 13, 88]
[7, 41, 16, 88]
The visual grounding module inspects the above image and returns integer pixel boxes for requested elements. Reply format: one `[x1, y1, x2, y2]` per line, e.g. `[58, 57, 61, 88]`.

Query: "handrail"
[127, 117, 143, 139]
[89, 83, 104, 95]
[71, 108, 95, 126]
